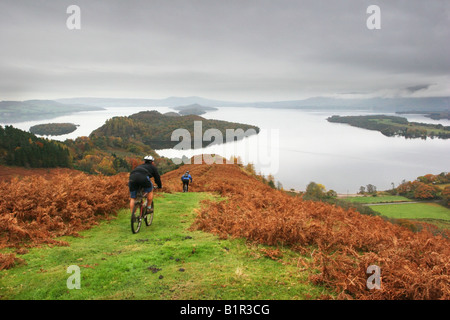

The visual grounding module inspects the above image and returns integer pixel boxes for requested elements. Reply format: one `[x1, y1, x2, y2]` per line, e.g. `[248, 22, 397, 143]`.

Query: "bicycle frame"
[131, 188, 154, 234]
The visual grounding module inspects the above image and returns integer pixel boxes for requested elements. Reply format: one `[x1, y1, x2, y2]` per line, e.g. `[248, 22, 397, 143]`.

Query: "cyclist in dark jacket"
[181, 171, 192, 192]
[129, 155, 162, 213]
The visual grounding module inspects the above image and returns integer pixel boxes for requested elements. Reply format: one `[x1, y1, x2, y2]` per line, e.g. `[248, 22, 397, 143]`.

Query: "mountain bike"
[131, 187, 156, 234]
[182, 182, 189, 193]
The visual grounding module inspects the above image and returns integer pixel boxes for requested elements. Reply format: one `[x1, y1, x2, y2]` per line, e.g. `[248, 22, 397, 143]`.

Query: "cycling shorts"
[129, 175, 153, 199]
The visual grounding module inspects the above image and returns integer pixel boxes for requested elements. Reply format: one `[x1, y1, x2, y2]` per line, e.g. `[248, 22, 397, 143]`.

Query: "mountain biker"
[181, 171, 193, 192]
[129, 155, 162, 213]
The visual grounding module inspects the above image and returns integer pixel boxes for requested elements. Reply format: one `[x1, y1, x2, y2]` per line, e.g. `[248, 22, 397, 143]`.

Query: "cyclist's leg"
[129, 181, 138, 212]
[144, 179, 154, 211]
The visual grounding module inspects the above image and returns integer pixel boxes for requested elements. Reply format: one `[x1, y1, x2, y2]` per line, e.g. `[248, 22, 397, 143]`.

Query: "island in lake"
[90, 110, 260, 149]
[30, 123, 79, 136]
[327, 115, 450, 139]
[171, 104, 218, 116]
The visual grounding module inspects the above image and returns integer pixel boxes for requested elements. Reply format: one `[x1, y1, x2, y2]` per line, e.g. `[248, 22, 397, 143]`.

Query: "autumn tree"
[244, 162, 256, 175]
[267, 174, 276, 189]
[412, 181, 439, 200]
[442, 186, 450, 207]
[305, 182, 326, 199]
[397, 178, 441, 200]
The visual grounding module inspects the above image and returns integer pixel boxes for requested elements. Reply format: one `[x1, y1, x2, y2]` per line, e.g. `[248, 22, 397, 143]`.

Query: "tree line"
[394, 172, 450, 206]
[0, 125, 70, 168]
[0, 124, 177, 176]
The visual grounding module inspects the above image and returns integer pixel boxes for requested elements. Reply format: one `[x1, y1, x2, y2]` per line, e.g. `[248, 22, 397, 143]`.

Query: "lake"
[2, 106, 449, 193]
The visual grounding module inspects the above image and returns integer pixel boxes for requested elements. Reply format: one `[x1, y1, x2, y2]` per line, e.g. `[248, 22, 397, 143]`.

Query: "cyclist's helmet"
[144, 155, 154, 162]
[186, 171, 189, 174]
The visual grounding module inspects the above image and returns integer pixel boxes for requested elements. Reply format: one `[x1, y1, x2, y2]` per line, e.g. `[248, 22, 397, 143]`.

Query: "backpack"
[182, 173, 190, 181]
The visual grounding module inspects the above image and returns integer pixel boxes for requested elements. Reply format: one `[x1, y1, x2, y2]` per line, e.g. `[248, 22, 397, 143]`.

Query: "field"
[342, 194, 450, 231]
[342, 195, 412, 204]
[375, 118, 448, 135]
[369, 202, 450, 220]
[0, 192, 328, 299]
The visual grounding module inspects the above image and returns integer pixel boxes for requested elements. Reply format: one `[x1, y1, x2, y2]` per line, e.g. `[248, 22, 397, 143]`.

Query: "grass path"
[0, 192, 329, 300]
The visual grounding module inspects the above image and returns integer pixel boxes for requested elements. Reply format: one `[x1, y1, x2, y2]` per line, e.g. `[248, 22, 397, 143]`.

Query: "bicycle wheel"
[131, 201, 142, 234]
[145, 200, 154, 226]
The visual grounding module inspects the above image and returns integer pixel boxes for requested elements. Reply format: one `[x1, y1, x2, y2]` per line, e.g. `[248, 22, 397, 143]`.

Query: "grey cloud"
[405, 84, 432, 93]
[0, 0, 449, 101]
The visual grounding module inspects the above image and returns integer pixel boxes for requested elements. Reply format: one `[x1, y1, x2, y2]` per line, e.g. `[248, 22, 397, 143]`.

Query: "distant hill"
[55, 96, 450, 112]
[396, 110, 450, 120]
[56, 96, 236, 108]
[90, 110, 260, 149]
[243, 96, 450, 112]
[0, 100, 103, 123]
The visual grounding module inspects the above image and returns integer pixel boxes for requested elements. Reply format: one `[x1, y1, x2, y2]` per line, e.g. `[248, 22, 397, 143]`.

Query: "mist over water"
[3, 106, 449, 194]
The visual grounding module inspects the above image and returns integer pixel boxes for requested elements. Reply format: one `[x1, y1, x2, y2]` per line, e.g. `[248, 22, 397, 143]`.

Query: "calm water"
[2, 106, 449, 193]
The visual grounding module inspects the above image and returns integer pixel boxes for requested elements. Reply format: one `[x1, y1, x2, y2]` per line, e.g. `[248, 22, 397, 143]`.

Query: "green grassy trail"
[0, 192, 329, 300]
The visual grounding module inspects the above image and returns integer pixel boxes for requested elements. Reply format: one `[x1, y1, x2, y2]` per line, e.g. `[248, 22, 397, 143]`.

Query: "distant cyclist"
[181, 171, 193, 192]
[129, 155, 162, 213]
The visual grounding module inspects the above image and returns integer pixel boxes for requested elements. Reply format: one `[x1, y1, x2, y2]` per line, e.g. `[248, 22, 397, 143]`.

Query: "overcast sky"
[0, 0, 449, 102]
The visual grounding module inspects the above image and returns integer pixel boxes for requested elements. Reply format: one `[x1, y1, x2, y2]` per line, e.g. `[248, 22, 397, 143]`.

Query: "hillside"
[0, 191, 333, 300]
[0, 165, 80, 182]
[0, 125, 71, 168]
[0, 100, 103, 123]
[90, 110, 260, 149]
[1, 162, 449, 299]
[0, 121, 176, 177]
[162, 162, 450, 299]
